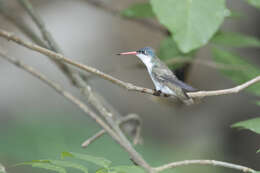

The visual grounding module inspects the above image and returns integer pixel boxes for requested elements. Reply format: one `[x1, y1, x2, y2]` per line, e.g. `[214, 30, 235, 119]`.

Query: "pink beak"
[117, 51, 137, 55]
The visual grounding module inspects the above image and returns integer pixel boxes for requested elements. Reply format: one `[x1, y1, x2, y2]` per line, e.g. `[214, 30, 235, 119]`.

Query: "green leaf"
[50, 160, 88, 173]
[158, 37, 182, 61]
[150, 0, 229, 53]
[111, 166, 146, 173]
[257, 148, 260, 153]
[232, 117, 260, 134]
[121, 3, 154, 18]
[158, 37, 193, 69]
[17, 161, 66, 173]
[61, 152, 73, 159]
[212, 32, 260, 47]
[62, 152, 111, 168]
[247, 0, 260, 8]
[212, 48, 260, 96]
[256, 101, 260, 106]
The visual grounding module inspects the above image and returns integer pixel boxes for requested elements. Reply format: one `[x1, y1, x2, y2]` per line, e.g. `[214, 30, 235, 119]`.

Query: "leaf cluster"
[16, 152, 145, 173]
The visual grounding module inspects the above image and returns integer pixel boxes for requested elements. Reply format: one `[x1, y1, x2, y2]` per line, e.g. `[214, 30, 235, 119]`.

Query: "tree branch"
[17, 0, 79, 85]
[0, 50, 153, 173]
[6, 1, 152, 170]
[153, 160, 255, 173]
[1, 29, 259, 100]
[81, 113, 142, 148]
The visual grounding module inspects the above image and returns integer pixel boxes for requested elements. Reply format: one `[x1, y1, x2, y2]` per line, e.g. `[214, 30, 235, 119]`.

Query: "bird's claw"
[153, 89, 162, 96]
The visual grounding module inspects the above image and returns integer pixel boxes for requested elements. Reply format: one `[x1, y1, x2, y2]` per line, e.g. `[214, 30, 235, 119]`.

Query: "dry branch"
[0, 50, 152, 172]
[13, 1, 151, 170]
[0, 29, 259, 100]
[82, 113, 142, 148]
[154, 160, 255, 173]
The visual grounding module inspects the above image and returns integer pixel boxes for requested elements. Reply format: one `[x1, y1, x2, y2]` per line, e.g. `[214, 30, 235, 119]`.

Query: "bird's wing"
[152, 64, 195, 105]
[152, 65, 197, 92]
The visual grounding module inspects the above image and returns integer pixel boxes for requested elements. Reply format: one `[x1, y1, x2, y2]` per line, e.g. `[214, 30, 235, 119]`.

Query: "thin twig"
[188, 76, 260, 98]
[17, 0, 79, 85]
[81, 130, 106, 148]
[153, 160, 255, 173]
[0, 50, 153, 173]
[81, 114, 142, 148]
[0, 29, 260, 100]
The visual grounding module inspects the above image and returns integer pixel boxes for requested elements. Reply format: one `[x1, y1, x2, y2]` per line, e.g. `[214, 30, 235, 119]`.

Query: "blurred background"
[0, 0, 259, 173]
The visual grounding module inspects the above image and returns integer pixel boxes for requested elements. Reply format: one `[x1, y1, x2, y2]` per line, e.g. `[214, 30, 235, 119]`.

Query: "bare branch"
[0, 50, 153, 172]
[81, 130, 106, 148]
[188, 76, 260, 98]
[8, 1, 151, 169]
[17, 0, 79, 85]
[153, 160, 255, 173]
[1, 29, 260, 100]
[81, 113, 142, 148]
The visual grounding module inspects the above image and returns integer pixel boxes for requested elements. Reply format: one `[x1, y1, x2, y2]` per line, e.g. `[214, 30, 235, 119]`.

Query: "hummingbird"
[117, 47, 196, 105]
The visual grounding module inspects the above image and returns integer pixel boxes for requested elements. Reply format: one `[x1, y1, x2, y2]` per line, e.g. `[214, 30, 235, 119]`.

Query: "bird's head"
[117, 47, 156, 62]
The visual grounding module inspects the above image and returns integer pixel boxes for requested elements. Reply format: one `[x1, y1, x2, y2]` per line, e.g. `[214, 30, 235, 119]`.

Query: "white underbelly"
[147, 67, 176, 96]
[152, 78, 176, 96]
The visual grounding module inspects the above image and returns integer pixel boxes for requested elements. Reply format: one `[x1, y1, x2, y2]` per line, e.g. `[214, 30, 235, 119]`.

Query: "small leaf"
[158, 37, 193, 69]
[212, 48, 260, 96]
[256, 101, 260, 106]
[61, 152, 73, 159]
[257, 148, 260, 153]
[232, 117, 260, 134]
[247, 0, 260, 8]
[50, 160, 88, 173]
[150, 0, 229, 53]
[63, 152, 111, 168]
[121, 3, 154, 18]
[17, 161, 66, 173]
[111, 166, 146, 173]
[212, 32, 260, 47]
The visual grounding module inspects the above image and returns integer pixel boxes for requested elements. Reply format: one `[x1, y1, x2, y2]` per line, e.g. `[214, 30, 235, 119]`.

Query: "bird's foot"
[153, 89, 162, 96]
[163, 94, 170, 97]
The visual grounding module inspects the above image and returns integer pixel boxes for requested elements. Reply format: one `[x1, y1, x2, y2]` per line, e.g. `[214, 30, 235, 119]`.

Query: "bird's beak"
[117, 51, 137, 55]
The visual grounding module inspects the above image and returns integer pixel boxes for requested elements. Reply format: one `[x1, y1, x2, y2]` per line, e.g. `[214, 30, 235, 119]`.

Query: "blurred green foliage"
[16, 153, 146, 173]
[247, 0, 260, 8]
[0, 112, 226, 173]
[121, 3, 154, 18]
[232, 117, 260, 134]
[211, 32, 260, 48]
[157, 37, 192, 69]
[212, 48, 260, 96]
[232, 117, 260, 153]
